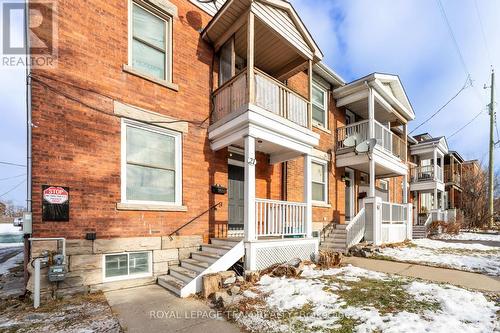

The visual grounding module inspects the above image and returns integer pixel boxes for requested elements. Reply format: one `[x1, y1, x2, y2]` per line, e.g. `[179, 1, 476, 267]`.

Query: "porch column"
[433, 148, 438, 181]
[247, 11, 255, 104]
[368, 87, 376, 197]
[244, 135, 256, 241]
[440, 152, 444, 181]
[441, 190, 446, 210]
[433, 187, 438, 210]
[303, 154, 313, 238]
[403, 174, 408, 203]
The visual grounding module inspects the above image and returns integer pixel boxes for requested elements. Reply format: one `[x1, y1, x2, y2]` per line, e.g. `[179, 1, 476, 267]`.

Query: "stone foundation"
[27, 235, 202, 299]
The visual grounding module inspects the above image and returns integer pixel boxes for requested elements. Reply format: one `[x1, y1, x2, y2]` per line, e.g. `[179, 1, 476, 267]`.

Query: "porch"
[203, 0, 322, 270]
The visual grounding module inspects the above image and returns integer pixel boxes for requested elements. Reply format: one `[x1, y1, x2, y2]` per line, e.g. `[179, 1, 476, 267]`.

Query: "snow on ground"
[0, 223, 22, 234]
[434, 232, 500, 242]
[0, 251, 23, 275]
[378, 238, 500, 276]
[230, 265, 498, 333]
[412, 238, 498, 251]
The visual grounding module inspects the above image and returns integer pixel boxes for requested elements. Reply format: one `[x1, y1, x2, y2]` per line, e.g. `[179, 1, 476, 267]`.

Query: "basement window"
[103, 251, 152, 282]
[121, 119, 182, 206]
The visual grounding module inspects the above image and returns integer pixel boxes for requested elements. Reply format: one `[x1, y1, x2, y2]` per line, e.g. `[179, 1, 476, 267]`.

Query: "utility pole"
[487, 68, 495, 228]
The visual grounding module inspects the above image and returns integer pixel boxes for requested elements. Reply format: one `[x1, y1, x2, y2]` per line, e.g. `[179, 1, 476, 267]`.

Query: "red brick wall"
[30, 0, 223, 241]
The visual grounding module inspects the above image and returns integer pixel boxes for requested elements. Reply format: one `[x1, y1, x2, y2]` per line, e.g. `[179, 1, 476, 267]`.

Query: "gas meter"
[48, 254, 67, 282]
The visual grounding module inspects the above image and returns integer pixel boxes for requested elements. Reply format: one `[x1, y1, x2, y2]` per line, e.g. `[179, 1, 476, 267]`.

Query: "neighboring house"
[409, 133, 449, 228]
[27, 0, 416, 298]
[444, 151, 464, 219]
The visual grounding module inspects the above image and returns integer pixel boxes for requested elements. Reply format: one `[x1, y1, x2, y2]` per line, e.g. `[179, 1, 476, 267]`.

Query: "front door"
[345, 168, 355, 221]
[228, 164, 245, 228]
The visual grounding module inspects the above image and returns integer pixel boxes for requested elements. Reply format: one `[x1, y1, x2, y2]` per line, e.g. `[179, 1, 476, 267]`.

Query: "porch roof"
[333, 73, 416, 124]
[201, 0, 323, 65]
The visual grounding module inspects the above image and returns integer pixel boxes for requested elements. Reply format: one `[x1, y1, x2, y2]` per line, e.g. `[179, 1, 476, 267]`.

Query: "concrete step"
[201, 244, 232, 256]
[320, 244, 346, 253]
[169, 266, 197, 284]
[191, 251, 221, 264]
[181, 258, 209, 274]
[326, 232, 347, 240]
[210, 237, 242, 247]
[322, 239, 346, 246]
[157, 275, 185, 296]
[335, 224, 348, 230]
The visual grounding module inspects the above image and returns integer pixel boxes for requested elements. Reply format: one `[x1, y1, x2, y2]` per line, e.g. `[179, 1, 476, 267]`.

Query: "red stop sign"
[43, 186, 69, 204]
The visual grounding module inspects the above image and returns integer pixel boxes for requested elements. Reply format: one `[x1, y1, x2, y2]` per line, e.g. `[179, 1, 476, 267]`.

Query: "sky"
[0, 0, 499, 207]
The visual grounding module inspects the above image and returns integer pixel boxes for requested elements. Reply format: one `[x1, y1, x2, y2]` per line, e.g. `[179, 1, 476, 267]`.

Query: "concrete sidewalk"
[105, 285, 241, 333]
[344, 256, 500, 292]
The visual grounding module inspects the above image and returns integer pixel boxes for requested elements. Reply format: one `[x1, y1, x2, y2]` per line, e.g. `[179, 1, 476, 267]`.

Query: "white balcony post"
[368, 86, 375, 138]
[244, 135, 256, 241]
[433, 148, 438, 181]
[303, 154, 313, 238]
[368, 87, 376, 197]
[440, 152, 444, 181]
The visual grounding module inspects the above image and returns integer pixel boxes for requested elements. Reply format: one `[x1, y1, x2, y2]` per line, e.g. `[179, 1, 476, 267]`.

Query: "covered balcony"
[203, 0, 323, 163]
[202, 0, 323, 270]
[333, 73, 414, 178]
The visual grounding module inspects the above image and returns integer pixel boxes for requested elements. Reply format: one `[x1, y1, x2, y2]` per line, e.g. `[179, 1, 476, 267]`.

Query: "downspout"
[25, 0, 33, 286]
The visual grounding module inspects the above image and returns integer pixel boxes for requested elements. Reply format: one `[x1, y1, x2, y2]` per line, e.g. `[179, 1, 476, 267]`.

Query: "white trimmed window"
[379, 179, 389, 191]
[104, 251, 152, 281]
[129, 0, 172, 81]
[312, 82, 328, 128]
[121, 119, 182, 205]
[312, 159, 328, 203]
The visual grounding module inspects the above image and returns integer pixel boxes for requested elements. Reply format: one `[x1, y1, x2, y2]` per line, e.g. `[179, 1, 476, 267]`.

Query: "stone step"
[191, 251, 221, 264]
[169, 266, 197, 284]
[181, 258, 209, 274]
[335, 224, 348, 230]
[210, 237, 242, 247]
[157, 275, 185, 296]
[201, 244, 232, 256]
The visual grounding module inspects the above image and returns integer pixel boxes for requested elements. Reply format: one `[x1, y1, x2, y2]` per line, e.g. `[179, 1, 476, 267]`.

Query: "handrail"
[255, 198, 307, 237]
[168, 202, 222, 239]
[212, 69, 247, 96]
[345, 207, 366, 249]
[423, 214, 432, 227]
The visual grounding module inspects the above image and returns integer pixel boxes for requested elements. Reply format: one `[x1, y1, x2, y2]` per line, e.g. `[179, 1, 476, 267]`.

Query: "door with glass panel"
[345, 168, 355, 221]
[228, 165, 245, 231]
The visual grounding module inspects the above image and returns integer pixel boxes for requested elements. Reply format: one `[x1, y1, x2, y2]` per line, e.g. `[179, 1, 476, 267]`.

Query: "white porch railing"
[381, 202, 408, 224]
[336, 119, 406, 161]
[435, 165, 443, 182]
[255, 198, 306, 238]
[345, 207, 365, 248]
[430, 209, 448, 222]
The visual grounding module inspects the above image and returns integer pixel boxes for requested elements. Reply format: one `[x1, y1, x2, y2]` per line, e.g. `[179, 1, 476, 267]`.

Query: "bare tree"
[461, 164, 500, 229]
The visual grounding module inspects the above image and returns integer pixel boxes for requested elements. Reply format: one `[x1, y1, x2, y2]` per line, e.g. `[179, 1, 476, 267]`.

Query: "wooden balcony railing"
[444, 166, 461, 185]
[336, 119, 406, 162]
[211, 68, 310, 128]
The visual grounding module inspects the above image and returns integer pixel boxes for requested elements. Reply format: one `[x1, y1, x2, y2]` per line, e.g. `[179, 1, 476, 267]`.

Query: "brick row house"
[27, 0, 463, 298]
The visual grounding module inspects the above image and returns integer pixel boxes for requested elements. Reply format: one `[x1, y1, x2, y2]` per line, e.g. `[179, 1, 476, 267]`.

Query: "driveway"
[105, 285, 242, 333]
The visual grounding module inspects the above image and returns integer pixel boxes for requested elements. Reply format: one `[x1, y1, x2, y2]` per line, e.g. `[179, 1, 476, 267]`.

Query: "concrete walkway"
[344, 256, 500, 292]
[105, 285, 241, 333]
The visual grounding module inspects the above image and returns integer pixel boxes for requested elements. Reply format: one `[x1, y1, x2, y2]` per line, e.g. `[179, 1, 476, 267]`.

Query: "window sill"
[313, 124, 331, 134]
[116, 202, 187, 212]
[313, 202, 331, 208]
[123, 65, 179, 91]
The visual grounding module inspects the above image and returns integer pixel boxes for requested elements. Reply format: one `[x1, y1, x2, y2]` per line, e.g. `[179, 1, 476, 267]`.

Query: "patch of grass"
[333, 277, 440, 315]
